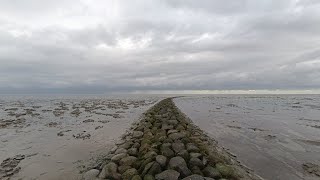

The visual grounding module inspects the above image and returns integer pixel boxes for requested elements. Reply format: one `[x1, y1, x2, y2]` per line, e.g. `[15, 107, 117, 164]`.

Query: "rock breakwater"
[83, 98, 260, 180]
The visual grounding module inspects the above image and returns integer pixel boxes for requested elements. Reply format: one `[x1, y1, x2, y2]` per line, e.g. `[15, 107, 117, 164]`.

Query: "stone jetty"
[83, 98, 261, 180]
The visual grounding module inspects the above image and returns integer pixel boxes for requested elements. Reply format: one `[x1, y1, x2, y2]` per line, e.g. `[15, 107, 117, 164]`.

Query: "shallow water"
[174, 95, 320, 180]
[0, 95, 163, 180]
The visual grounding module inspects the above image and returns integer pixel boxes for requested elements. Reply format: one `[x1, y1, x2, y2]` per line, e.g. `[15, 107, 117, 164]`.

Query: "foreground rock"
[83, 98, 261, 180]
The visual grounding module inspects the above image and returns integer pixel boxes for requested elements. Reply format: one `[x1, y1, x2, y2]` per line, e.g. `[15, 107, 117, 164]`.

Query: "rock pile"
[83, 98, 258, 180]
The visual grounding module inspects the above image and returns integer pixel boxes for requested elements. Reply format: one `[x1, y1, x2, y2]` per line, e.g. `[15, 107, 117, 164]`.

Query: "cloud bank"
[0, 0, 320, 93]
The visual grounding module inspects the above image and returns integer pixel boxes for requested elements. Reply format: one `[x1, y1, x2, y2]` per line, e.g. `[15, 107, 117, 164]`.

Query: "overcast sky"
[0, 0, 320, 93]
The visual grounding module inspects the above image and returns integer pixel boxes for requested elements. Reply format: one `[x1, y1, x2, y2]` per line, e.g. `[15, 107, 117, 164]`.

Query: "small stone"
[118, 165, 131, 174]
[99, 162, 120, 179]
[181, 174, 204, 180]
[156, 155, 167, 167]
[119, 156, 138, 166]
[204, 178, 215, 180]
[189, 153, 202, 159]
[168, 120, 178, 126]
[177, 150, 189, 161]
[161, 147, 175, 158]
[202, 166, 221, 179]
[110, 146, 117, 153]
[186, 143, 199, 153]
[168, 156, 192, 178]
[144, 151, 158, 159]
[172, 142, 185, 153]
[161, 143, 172, 149]
[167, 130, 179, 135]
[133, 131, 144, 138]
[83, 169, 99, 180]
[128, 148, 138, 156]
[147, 162, 162, 175]
[163, 138, 174, 143]
[216, 163, 234, 178]
[122, 168, 138, 180]
[202, 157, 208, 166]
[189, 158, 204, 169]
[119, 141, 134, 149]
[144, 174, 155, 180]
[115, 148, 127, 154]
[191, 166, 203, 176]
[155, 169, 180, 180]
[142, 162, 155, 176]
[111, 153, 127, 163]
[162, 124, 173, 130]
[133, 142, 141, 148]
[168, 133, 185, 140]
[132, 175, 142, 180]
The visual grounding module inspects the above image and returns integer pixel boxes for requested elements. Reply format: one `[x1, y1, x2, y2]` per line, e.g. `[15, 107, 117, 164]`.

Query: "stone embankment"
[83, 98, 260, 180]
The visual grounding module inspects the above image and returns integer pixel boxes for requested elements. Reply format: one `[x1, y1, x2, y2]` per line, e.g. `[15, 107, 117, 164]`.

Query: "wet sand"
[0, 95, 161, 180]
[174, 95, 320, 180]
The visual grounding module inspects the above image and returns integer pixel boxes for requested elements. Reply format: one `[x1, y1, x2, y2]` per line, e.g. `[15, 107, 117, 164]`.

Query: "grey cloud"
[0, 0, 320, 93]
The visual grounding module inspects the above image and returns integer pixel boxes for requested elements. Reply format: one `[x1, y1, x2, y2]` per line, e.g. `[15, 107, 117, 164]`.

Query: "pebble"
[114, 148, 127, 154]
[172, 142, 185, 153]
[156, 155, 167, 167]
[181, 174, 204, 180]
[133, 131, 144, 138]
[202, 166, 221, 179]
[189, 158, 204, 169]
[122, 168, 138, 180]
[111, 153, 127, 163]
[119, 156, 137, 166]
[155, 169, 180, 180]
[83, 169, 99, 180]
[168, 156, 192, 177]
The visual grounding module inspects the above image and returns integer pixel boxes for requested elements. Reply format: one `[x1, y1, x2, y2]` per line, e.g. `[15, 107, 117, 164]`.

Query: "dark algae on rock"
[83, 98, 261, 180]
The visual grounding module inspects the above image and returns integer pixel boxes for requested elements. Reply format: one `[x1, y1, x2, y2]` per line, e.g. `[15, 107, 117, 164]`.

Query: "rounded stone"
[133, 131, 144, 138]
[168, 156, 192, 177]
[122, 168, 138, 180]
[143, 151, 158, 159]
[168, 133, 185, 140]
[167, 130, 179, 135]
[118, 165, 131, 174]
[161, 147, 175, 158]
[99, 162, 120, 179]
[128, 147, 138, 156]
[115, 148, 128, 155]
[190, 153, 202, 159]
[111, 153, 127, 163]
[142, 162, 155, 176]
[189, 157, 204, 169]
[155, 155, 167, 167]
[216, 163, 234, 178]
[177, 150, 189, 161]
[132, 175, 142, 180]
[202, 166, 221, 179]
[147, 162, 162, 175]
[144, 174, 155, 180]
[119, 156, 138, 166]
[83, 169, 99, 180]
[172, 142, 185, 153]
[119, 141, 134, 149]
[181, 174, 204, 180]
[186, 143, 200, 153]
[155, 169, 180, 180]
[133, 142, 141, 148]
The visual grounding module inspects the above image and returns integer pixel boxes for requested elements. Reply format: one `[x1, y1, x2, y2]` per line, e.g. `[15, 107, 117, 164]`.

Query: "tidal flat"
[1, 94, 320, 180]
[174, 95, 320, 180]
[0, 95, 160, 179]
